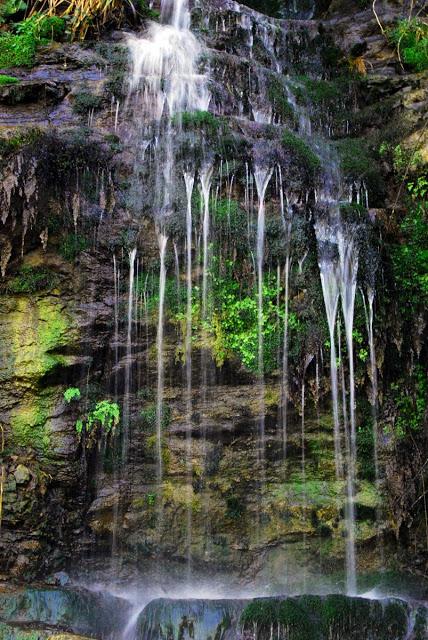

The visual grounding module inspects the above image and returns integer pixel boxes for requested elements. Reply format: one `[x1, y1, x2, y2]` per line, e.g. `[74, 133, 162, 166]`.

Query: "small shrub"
[176, 110, 222, 136]
[72, 91, 104, 115]
[388, 19, 428, 72]
[140, 403, 171, 431]
[0, 74, 19, 85]
[0, 14, 66, 69]
[0, 0, 27, 25]
[59, 234, 89, 261]
[334, 137, 372, 180]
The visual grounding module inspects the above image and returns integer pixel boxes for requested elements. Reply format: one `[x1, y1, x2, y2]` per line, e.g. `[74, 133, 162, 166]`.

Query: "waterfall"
[184, 170, 195, 581]
[316, 219, 343, 477]
[122, 248, 137, 464]
[200, 164, 214, 323]
[253, 165, 273, 508]
[364, 287, 379, 482]
[156, 232, 168, 485]
[113, 254, 120, 402]
[316, 214, 360, 594]
[281, 251, 291, 458]
[127, 0, 209, 120]
[338, 227, 359, 596]
[301, 354, 313, 594]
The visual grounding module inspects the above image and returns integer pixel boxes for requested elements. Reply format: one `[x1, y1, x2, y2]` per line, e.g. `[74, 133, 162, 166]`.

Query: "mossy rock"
[241, 595, 411, 640]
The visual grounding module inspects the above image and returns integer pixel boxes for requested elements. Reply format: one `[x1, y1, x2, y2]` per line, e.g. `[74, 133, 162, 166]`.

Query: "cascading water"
[254, 165, 273, 447]
[338, 227, 359, 596]
[184, 170, 195, 581]
[363, 287, 379, 482]
[155, 232, 168, 486]
[316, 226, 342, 478]
[127, 2, 209, 120]
[122, 248, 137, 464]
[200, 164, 214, 324]
[253, 165, 273, 542]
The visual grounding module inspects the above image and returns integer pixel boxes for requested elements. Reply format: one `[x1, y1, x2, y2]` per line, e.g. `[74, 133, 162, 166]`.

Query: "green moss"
[9, 396, 51, 452]
[293, 76, 341, 105]
[0, 74, 19, 84]
[241, 595, 409, 640]
[4, 266, 58, 294]
[267, 76, 296, 124]
[357, 420, 376, 481]
[0, 32, 36, 68]
[0, 128, 43, 158]
[282, 130, 321, 173]
[9, 297, 71, 382]
[175, 110, 223, 136]
[0, 622, 49, 640]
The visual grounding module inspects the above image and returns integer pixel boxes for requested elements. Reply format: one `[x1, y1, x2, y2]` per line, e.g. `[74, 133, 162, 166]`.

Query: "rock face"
[135, 595, 427, 640]
[137, 598, 247, 640]
[0, 0, 426, 589]
[0, 585, 132, 638]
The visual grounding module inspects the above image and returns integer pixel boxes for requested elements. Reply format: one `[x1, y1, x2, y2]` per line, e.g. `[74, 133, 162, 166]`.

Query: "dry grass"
[29, 0, 136, 40]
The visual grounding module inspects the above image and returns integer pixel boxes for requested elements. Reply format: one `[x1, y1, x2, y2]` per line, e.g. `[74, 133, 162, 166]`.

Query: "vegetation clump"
[388, 18, 428, 72]
[72, 91, 104, 115]
[267, 76, 296, 124]
[240, 595, 409, 640]
[282, 130, 321, 173]
[59, 233, 89, 261]
[0, 13, 66, 69]
[0, 74, 19, 85]
[64, 387, 120, 448]
[4, 265, 58, 294]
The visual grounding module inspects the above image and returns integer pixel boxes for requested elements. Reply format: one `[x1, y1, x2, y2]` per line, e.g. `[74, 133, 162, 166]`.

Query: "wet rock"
[136, 598, 248, 640]
[13, 465, 30, 485]
[0, 81, 68, 106]
[0, 586, 132, 638]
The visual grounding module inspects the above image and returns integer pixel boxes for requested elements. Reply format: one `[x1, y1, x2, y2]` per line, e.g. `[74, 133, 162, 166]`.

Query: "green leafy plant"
[392, 175, 428, 309]
[388, 18, 428, 72]
[64, 386, 120, 447]
[0, 0, 27, 24]
[64, 387, 81, 403]
[0, 13, 66, 69]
